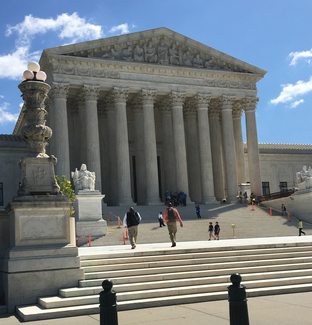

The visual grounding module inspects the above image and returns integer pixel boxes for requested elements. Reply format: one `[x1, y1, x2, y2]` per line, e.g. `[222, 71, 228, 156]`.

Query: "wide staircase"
[17, 240, 312, 321]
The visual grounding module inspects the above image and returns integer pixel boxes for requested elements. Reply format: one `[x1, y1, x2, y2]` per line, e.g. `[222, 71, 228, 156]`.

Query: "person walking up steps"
[298, 219, 306, 236]
[123, 207, 141, 249]
[163, 202, 183, 247]
[208, 222, 216, 240]
[214, 222, 220, 240]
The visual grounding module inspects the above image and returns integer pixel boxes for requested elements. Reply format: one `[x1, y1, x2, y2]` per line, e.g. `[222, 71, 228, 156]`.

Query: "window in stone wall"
[280, 182, 287, 192]
[262, 182, 270, 196]
[0, 182, 3, 206]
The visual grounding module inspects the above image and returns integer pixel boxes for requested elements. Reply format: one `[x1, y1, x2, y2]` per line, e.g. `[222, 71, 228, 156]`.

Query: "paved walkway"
[1, 291, 312, 324]
[81, 203, 311, 247]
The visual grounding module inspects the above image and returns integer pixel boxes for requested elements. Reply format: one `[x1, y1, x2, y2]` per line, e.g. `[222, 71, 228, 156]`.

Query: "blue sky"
[0, 0, 312, 144]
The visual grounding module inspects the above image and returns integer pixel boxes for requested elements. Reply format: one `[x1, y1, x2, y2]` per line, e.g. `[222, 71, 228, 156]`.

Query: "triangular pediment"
[42, 28, 266, 76]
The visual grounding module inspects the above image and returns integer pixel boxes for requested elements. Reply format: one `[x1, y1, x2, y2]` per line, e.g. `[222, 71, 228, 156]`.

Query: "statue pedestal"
[74, 190, 107, 239]
[4, 195, 84, 312]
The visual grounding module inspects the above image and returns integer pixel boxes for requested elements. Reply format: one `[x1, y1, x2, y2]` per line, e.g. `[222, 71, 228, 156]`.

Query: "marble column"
[77, 95, 87, 167]
[98, 101, 109, 200]
[50, 82, 70, 180]
[244, 97, 262, 196]
[82, 85, 102, 192]
[184, 100, 201, 203]
[140, 90, 161, 204]
[158, 99, 176, 194]
[220, 96, 238, 202]
[105, 95, 118, 206]
[195, 94, 216, 203]
[209, 99, 225, 201]
[130, 97, 146, 205]
[169, 92, 190, 198]
[112, 87, 133, 205]
[232, 100, 246, 185]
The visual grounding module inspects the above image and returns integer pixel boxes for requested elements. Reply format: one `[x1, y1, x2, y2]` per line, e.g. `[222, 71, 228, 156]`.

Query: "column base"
[145, 197, 162, 205]
[201, 196, 218, 204]
[118, 198, 136, 206]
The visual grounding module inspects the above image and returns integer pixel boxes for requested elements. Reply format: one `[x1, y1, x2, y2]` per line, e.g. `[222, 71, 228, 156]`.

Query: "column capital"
[140, 89, 157, 105]
[220, 95, 236, 110]
[194, 93, 211, 109]
[50, 82, 70, 99]
[169, 91, 186, 107]
[183, 100, 197, 116]
[157, 99, 172, 115]
[130, 96, 143, 112]
[208, 99, 221, 118]
[104, 93, 115, 112]
[82, 85, 100, 102]
[244, 97, 259, 112]
[112, 87, 129, 104]
[232, 100, 244, 118]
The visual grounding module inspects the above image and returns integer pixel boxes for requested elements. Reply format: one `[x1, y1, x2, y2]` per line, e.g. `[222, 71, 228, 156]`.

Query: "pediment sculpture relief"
[67, 38, 248, 73]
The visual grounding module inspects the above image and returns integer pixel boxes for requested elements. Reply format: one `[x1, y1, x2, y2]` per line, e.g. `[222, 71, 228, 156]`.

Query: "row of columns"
[48, 82, 262, 205]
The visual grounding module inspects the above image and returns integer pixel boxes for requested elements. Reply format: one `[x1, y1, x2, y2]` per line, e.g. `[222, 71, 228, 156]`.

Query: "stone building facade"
[4, 28, 272, 205]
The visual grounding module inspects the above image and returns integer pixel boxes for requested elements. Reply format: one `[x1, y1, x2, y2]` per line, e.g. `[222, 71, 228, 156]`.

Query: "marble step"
[83, 255, 312, 280]
[81, 250, 312, 272]
[80, 245, 312, 264]
[47, 275, 312, 307]
[42, 269, 312, 307]
[17, 283, 312, 321]
[78, 261, 312, 289]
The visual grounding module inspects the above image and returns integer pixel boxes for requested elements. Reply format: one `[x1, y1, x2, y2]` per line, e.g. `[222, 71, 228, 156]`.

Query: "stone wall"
[0, 210, 9, 303]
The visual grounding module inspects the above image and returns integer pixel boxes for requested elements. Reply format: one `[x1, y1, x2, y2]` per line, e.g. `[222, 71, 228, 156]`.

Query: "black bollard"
[228, 273, 249, 325]
[99, 279, 118, 325]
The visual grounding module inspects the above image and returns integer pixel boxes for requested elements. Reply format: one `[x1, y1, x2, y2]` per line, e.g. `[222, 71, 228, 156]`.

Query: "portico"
[22, 27, 266, 205]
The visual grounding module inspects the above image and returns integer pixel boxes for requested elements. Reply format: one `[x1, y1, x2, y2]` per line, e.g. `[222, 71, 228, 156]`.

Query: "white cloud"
[0, 95, 4, 98]
[290, 99, 304, 108]
[2, 13, 104, 80]
[0, 102, 19, 124]
[0, 47, 40, 80]
[108, 23, 130, 35]
[289, 49, 312, 65]
[271, 77, 312, 104]
[6, 13, 103, 45]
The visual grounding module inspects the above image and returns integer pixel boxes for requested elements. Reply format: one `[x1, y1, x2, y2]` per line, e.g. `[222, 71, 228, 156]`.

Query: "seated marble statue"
[193, 54, 203, 68]
[133, 44, 144, 62]
[296, 165, 312, 189]
[71, 164, 95, 192]
[144, 42, 158, 63]
[122, 46, 133, 60]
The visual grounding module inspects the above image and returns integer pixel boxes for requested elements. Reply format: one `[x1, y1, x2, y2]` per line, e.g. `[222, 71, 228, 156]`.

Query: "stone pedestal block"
[74, 190, 107, 237]
[3, 246, 84, 312]
[4, 196, 84, 312]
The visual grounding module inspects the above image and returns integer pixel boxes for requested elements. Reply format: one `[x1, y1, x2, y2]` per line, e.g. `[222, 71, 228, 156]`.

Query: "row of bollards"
[99, 273, 249, 325]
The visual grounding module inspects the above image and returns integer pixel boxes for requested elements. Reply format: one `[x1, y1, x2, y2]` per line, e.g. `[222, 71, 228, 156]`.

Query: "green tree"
[55, 175, 75, 216]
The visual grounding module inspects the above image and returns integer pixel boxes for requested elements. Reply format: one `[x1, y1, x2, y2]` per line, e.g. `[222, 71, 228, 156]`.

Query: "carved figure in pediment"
[144, 42, 158, 63]
[102, 47, 119, 59]
[122, 46, 133, 61]
[204, 57, 218, 69]
[169, 44, 180, 65]
[182, 50, 193, 67]
[133, 44, 144, 62]
[193, 54, 203, 68]
[222, 62, 232, 71]
[157, 40, 168, 64]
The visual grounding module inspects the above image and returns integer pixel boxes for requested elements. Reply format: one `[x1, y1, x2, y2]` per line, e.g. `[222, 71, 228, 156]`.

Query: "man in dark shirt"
[123, 207, 141, 249]
[163, 203, 183, 247]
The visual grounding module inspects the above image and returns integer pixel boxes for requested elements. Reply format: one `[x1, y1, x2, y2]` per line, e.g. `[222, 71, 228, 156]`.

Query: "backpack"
[167, 208, 176, 221]
[135, 212, 140, 224]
